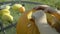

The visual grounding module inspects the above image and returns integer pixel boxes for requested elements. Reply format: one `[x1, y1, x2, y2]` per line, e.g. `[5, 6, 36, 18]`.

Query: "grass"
[0, 0, 60, 34]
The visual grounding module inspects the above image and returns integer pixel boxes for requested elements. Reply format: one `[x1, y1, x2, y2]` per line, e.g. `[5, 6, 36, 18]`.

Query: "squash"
[16, 10, 40, 34]
[19, 6, 25, 13]
[46, 13, 60, 33]
[12, 4, 22, 11]
[1, 9, 10, 15]
[46, 13, 55, 26]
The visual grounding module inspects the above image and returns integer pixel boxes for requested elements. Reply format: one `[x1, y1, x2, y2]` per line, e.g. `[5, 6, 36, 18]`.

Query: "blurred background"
[0, 0, 60, 34]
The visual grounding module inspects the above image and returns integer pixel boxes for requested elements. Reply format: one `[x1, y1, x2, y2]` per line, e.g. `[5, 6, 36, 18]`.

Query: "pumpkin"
[16, 10, 40, 34]
[12, 4, 22, 11]
[1, 9, 10, 15]
[1, 14, 13, 23]
[19, 6, 25, 13]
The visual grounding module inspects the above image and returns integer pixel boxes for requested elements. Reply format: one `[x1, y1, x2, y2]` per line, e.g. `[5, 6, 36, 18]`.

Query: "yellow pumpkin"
[5, 5, 10, 9]
[1, 14, 13, 23]
[12, 4, 22, 10]
[1, 9, 10, 15]
[46, 13, 60, 33]
[46, 13, 55, 26]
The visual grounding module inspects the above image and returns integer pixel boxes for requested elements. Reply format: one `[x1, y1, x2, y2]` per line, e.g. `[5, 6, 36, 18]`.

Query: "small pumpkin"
[19, 6, 25, 13]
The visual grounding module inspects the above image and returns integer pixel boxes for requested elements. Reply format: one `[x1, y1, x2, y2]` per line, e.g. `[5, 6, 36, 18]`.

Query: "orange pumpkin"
[16, 5, 60, 34]
[19, 6, 25, 13]
[16, 10, 40, 34]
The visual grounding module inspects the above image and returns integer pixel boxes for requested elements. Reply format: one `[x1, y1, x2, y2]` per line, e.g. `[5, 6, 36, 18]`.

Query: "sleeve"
[32, 10, 59, 34]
